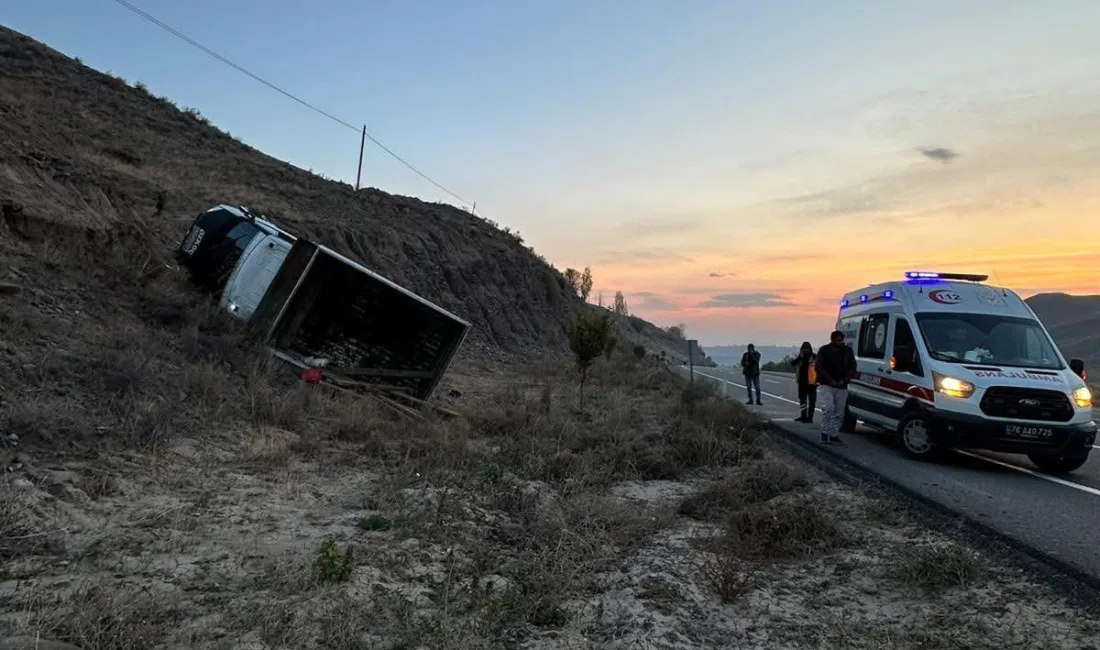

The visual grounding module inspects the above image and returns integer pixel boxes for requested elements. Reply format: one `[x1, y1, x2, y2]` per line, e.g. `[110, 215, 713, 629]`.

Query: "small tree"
[580, 267, 594, 302]
[564, 268, 582, 296]
[567, 311, 613, 408]
[604, 331, 619, 360]
[612, 291, 629, 316]
[633, 345, 646, 360]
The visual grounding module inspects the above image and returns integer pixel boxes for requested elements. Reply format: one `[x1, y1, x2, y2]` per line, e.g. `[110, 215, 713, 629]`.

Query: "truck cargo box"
[248, 238, 471, 401]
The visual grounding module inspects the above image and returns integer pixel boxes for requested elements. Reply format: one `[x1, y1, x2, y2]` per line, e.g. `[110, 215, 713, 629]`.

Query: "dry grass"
[679, 458, 812, 521]
[887, 542, 990, 593]
[22, 585, 182, 650]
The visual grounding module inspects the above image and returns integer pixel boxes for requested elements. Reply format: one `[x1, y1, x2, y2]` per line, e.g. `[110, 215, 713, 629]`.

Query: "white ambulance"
[833, 271, 1095, 474]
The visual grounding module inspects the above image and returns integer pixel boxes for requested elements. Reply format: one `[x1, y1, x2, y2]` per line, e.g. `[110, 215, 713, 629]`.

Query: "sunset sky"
[7, 0, 1100, 346]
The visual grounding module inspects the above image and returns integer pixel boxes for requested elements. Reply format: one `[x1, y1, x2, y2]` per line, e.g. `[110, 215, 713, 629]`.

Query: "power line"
[106, 0, 473, 206]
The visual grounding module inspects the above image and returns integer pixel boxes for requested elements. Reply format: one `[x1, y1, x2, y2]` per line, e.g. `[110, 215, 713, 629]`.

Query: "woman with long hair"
[790, 341, 818, 423]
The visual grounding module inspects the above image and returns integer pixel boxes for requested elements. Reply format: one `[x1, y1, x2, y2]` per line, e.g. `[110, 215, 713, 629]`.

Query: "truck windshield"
[914, 312, 1063, 370]
[225, 222, 260, 250]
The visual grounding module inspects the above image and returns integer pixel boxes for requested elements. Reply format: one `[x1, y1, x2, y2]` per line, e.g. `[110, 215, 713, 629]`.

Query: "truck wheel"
[1027, 453, 1088, 475]
[897, 413, 936, 460]
[840, 406, 857, 434]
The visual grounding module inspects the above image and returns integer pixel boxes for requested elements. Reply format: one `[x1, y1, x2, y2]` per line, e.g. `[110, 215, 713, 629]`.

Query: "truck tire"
[1027, 453, 1088, 475]
[897, 412, 937, 461]
[840, 406, 857, 434]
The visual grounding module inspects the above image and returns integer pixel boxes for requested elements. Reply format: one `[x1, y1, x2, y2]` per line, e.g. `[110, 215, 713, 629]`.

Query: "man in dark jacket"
[815, 330, 857, 443]
[741, 344, 762, 405]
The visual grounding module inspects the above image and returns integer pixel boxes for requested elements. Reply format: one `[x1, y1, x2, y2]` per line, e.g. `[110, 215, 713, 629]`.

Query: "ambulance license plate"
[1004, 424, 1054, 439]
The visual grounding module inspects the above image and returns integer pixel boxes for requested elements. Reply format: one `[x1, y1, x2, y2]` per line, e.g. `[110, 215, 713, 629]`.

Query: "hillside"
[0, 24, 689, 365]
[1026, 293, 1100, 370]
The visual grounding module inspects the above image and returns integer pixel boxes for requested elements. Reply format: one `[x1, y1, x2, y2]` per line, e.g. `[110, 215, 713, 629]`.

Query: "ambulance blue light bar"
[883, 290, 895, 299]
[905, 271, 989, 282]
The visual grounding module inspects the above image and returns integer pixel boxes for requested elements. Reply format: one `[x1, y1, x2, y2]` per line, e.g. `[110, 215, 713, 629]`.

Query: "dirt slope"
[1026, 293, 1100, 369]
[0, 24, 687, 361]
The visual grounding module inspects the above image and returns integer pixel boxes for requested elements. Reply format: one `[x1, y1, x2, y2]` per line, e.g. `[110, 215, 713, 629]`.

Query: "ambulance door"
[887, 315, 932, 408]
[849, 312, 896, 427]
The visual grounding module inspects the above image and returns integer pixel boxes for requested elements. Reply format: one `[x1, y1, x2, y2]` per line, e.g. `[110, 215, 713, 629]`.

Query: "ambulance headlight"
[933, 372, 975, 399]
[1072, 386, 1092, 409]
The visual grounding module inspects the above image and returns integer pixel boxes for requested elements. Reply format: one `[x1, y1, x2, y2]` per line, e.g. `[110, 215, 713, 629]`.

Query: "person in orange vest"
[791, 341, 818, 423]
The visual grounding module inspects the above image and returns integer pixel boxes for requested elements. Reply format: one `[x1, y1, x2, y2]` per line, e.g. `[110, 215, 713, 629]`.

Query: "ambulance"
[833, 271, 1095, 474]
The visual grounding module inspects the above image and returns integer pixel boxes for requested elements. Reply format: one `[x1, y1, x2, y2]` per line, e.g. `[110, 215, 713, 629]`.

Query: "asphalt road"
[685, 366, 1100, 581]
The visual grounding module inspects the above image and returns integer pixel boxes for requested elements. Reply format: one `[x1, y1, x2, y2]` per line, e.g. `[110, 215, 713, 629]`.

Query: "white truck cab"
[175, 204, 297, 321]
[835, 271, 1095, 474]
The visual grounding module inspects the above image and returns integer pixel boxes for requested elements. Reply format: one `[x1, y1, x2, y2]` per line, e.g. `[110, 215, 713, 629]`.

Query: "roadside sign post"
[687, 339, 697, 385]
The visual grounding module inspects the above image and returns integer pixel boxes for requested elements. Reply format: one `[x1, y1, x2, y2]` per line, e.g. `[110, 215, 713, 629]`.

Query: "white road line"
[764, 378, 780, 385]
[694, 371, 822, 412]
[954, 450, 1100, 498]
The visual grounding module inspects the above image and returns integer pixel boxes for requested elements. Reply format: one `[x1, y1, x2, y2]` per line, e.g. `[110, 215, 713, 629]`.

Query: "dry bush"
[241, 356, 322, 434]
[486, 493, 672, 631]
[680, 458, 812, 521]
[3, 396, 93, 445]
[25, 584, 181, 650]
[180, 360, 238, 423]
[0, 477, 56, 562]
[241, 424, 295, 468]
[722, 495, 845, 560]
[887, 543, 989, 593]
[699, 550, 759, 603]
[330, 395, 385, 442]
[105, 392, 176, 451]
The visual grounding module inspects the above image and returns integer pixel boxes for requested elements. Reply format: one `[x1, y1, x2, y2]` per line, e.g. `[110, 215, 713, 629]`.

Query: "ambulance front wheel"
[840, 406, 857, 434]
[897, 413, 937, 460]
[1027, 453, 1088, 475]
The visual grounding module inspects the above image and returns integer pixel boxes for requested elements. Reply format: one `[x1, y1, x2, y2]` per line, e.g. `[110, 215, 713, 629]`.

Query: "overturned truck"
[176, 204, 470, 400]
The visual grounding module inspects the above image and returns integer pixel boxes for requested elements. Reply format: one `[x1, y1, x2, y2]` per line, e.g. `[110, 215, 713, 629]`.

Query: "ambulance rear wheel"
[1027, 453, 1088, 475]
[897, 413, 936, 460]
[840, 406, 857, 434]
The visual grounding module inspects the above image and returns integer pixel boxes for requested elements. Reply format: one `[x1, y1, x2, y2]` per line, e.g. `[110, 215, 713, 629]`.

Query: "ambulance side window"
[838, 316, 860, 348]
[893, 318, 923, 376]
[858, 314, 890, 360]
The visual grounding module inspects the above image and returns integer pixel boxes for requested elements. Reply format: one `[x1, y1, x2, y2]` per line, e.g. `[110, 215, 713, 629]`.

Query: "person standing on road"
[741, 344, 763, 405]
[815, 330, 857, 444]
[790, 341, 817, 423]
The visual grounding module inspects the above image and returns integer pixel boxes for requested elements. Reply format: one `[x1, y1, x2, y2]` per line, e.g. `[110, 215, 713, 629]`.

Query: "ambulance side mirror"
[1070, 358, 1085, 380]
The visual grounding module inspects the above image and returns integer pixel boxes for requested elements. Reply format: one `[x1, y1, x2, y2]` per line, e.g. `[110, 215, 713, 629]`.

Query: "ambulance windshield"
[915, 312, 1063, 370]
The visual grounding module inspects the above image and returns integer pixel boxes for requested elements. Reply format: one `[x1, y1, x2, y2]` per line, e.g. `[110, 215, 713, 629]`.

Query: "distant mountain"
[706, 344, 800, 367]
[1026, 293, 1100, 371]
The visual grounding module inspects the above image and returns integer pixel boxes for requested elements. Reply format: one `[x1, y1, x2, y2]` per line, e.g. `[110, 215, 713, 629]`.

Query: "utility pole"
[354, 125, 366, 190]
